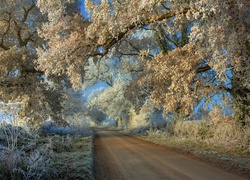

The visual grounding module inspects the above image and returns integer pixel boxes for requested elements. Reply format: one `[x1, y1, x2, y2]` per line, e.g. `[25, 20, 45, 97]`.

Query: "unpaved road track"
[94, 129, 247, 180]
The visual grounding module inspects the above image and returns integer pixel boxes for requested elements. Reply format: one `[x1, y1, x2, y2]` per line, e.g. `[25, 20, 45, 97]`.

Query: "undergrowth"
[0, 121, 94, 180]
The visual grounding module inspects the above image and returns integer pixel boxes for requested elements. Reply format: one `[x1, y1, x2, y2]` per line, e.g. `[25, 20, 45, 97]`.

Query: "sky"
[80, 0, 89, 19]
[84, 82, 109, 99]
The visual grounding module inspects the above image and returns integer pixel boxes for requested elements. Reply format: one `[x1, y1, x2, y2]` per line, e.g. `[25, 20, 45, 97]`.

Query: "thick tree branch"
[97, 8, 189, 57]
[14, 21, 34, 47]
[196, 64, 211, 74]
[22, 2, 36, 23]
[126, 40, 141, 53]
[161, 2, 170, 10]
[22, 68, 44, 75]
[104, 78, 113, 87]
[13, 2, 36, 47]
[116, 48, 139, 56]
[0, 79, 32, 88]
[0, 41, 10, 50]
[0, 11, 11, 50]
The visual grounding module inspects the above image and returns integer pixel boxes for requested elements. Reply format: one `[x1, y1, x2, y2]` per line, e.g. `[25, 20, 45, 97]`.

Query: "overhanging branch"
[196, 64, 211, 74]
[90, 8, 189, 57]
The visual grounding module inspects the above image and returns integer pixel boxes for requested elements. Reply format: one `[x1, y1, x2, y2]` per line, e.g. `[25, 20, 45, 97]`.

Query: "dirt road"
[94, 129, 246, 180]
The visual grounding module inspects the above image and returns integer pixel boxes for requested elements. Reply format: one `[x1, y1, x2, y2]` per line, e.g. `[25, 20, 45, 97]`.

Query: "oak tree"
[0, 0, 72, 126]
[37, 0, 250, 124]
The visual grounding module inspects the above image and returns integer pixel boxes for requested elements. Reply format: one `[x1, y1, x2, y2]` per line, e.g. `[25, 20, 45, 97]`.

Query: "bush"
[39, 121, 91, 136]
[153, 119, 250, 152]
[14, 149, 58, 180]
[0, 121, 57, 180]
[0, 117, 94, 179]
[129, 126, 149, 134]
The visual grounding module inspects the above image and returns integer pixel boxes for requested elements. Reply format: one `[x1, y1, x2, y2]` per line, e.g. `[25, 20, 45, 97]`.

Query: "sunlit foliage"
[1, 0, 249, 126]
[37, 0, 249, 125]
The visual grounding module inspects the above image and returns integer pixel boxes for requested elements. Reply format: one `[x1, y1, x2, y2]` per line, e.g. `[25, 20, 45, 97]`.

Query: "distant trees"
[61, 89, 85, 122]
[87, 75, 167, 128]
[88, 76, 133, 127]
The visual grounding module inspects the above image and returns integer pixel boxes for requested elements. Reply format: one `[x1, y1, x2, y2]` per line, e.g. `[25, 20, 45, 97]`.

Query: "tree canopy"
[1, 0, 249, 126]
[0, 0, 79, 126]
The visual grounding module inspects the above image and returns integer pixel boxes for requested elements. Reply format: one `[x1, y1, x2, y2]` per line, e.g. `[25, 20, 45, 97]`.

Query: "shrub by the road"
[0, 120, 94, 180]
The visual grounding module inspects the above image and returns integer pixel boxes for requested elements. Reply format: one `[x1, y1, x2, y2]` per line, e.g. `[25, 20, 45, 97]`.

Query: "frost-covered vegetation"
[126, 113, 250, 178]
[0, 0, 250, 178]
[0, 119, 93, 180]
[126, 106, 250, 154]
[39, 120, 92, 136]
[132, 119, 250, 155]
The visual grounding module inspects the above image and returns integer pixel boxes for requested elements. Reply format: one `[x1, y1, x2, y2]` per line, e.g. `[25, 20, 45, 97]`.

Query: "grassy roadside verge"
[127, 130, 250, 179]
[0, 122, 94, 180]
[51, 135, 94, 179]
